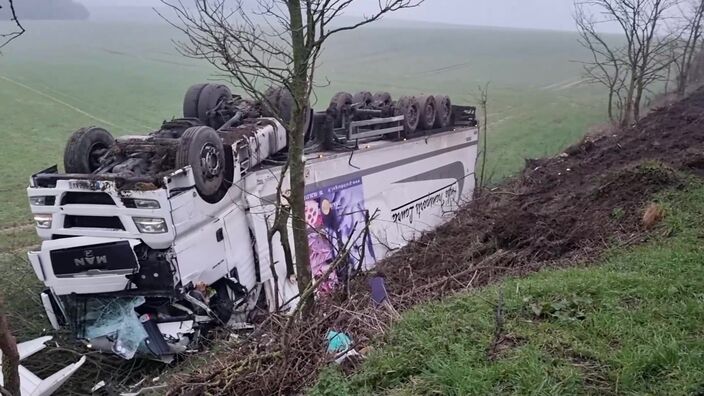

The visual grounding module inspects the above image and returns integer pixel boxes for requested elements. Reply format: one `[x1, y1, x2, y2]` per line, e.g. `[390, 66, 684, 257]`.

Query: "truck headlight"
[123, 198, 160, 209]
[133, 217, 168, 233]
[29, 196, 55, 206]
[34, 214, 53, 229]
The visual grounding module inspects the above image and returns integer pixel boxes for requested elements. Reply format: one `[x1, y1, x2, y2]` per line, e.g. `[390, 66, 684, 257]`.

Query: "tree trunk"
[634, 81, 644, 122]
[677, 72, 688, 97]
[286, 0, 315, 317]
[621, 78, 636, 127]
[0, 297, 20, 396]
[607, 86, 615, 122]
[665, 61, 672, 94]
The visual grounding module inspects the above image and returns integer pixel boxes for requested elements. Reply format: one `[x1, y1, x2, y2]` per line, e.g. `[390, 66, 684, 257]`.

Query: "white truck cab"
[25, 85, 479, 361]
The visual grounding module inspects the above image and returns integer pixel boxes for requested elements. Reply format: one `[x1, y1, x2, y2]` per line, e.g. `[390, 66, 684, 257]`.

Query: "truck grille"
[64, 215, 125, 230]
[61, 192, 115, 205]
[50, 241, 138, 276]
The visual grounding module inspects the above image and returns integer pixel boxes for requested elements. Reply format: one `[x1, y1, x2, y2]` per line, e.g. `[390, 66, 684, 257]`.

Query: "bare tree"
[672, 0, 704, 96]
[159, 0, 423, 317]
[575, 6, 627, 122]
[0, 0, 24, 50]
[575, 0, 679, 126]
[0, 296, 20, 396]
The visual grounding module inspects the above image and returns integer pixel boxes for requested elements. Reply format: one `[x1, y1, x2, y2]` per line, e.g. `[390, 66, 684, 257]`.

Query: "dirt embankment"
[168, 89, 704, 395]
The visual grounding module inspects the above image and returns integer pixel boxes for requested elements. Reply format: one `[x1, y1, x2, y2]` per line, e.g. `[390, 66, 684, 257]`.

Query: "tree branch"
[0, 0, 25, 49]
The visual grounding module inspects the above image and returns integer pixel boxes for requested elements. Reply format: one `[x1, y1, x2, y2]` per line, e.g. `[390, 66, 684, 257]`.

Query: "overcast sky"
[78, 0, 584, 32]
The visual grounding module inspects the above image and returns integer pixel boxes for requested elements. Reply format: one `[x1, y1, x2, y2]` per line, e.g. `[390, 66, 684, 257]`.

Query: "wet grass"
[312, 183, 704, 395]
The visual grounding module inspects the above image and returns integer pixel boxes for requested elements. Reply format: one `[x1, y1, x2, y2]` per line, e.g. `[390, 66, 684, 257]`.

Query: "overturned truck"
[26, 84, 479, 361]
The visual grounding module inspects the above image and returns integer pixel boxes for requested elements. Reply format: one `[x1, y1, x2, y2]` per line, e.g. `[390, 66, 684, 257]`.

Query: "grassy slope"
[0, 20, 606, 226]
[313, 183, 704, 395]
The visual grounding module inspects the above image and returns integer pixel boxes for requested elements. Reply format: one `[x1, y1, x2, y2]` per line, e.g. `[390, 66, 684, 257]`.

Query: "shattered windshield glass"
[67, 296, 148, 359]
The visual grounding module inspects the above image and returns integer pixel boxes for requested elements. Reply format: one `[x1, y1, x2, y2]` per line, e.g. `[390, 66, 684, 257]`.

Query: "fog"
[77, 0, 587, 32]
[1, 0, 89, 20]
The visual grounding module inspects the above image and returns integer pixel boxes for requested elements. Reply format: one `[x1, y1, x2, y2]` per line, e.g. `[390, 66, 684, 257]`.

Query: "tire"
[64, 127, 114, 174]
[353, 91, 373, 107]
[197, 84, 232, 129]
[434, 95, 452, 128]
[176, 126, 226, 203]
[261, 86, 294, 126]
[417, 95, 437, 130]
[183, 83, 208, 118]
[330, 92, 353, 128]
[395, 96, 420, 137]
[373, 92, 393, 107]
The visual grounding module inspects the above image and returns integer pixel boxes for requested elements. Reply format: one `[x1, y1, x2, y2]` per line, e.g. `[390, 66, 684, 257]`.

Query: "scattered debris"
[91, 380, 106, 393]
[0, 336, 86, 396]
[326, 331, 353, 354]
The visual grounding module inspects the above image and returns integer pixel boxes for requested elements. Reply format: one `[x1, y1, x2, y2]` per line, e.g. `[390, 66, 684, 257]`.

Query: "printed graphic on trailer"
[391, 183, 459, 225]
[304, 177, 376, 294]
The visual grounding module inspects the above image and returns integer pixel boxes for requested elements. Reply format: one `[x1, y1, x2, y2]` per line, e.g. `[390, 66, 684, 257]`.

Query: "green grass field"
[312, 182, 704, 395]
[0, 20, 607, 228]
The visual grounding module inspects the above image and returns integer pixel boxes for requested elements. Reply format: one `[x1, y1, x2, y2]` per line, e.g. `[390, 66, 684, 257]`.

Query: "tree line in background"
[576, 0, 704, 127]
[0, 0, 88, 23]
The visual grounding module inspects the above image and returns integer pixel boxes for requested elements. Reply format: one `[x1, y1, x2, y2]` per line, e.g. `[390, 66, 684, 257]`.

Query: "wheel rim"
[408, 105, 419, 126]
[200, 143, 221, 178]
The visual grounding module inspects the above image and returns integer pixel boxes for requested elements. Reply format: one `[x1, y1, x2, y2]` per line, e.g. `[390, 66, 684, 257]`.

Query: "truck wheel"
[197, 84, 232, 129]
[395, 96, 420, 137]
[64, 127, 114, 174]
[434, 95, 452, 128]
[373, 92, 393, 107]
[176, 126, 226, 203]
[183, 83, 208, 118]
[353, 91, 373, 107]
[417, 95, 437, 130]
[261, 86, 294, 126]
[330, 92, 353, 128]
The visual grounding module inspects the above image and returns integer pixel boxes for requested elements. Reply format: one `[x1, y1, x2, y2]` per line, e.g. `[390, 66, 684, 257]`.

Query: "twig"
[0, 0, 26, 50]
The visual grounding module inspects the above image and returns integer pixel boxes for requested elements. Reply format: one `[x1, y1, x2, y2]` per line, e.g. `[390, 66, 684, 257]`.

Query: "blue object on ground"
[326, 330, 353, 353]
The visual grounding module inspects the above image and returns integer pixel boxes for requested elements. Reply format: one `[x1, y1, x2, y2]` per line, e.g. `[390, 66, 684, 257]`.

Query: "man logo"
[74, 249, 108, 267]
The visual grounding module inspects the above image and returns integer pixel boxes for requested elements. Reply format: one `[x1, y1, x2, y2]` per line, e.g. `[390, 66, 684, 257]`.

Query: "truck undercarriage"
[25, 83, 479, 362]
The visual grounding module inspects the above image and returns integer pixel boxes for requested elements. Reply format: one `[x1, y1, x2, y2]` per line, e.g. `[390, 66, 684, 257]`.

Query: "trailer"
[25, 84, 479, 362]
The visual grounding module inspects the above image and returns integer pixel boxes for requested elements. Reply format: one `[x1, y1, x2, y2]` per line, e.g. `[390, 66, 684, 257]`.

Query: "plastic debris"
[334, 348, 360, 365]
[326, 331, 352, 353]
[91, 381, 106, 392]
